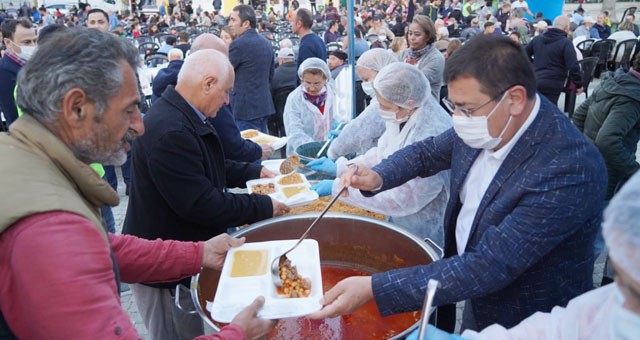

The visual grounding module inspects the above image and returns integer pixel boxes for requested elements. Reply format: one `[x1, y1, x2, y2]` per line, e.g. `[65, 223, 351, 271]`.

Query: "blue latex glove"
[328, 128, 342, 139]
[307, 157, 337, 176]
[406, 327, 466, 340]
[328, 121, 346, 139]
[310, 179, 334, 197]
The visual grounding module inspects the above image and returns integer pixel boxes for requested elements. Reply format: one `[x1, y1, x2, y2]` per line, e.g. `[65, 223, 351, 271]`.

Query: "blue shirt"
[188, 103, 207, 122]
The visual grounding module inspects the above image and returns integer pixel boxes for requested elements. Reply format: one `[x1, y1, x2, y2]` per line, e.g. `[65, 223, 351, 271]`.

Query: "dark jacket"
[573, 68, 640, 199]
[123, 86, 273, 288]
[0, 55, 22, 129]
[593, 23, 611, 40]
[297, 32, 327, 70]
[271, 61, 298, 92]
[151, 59, 184, 101]
[229, 29, 275, 120]
[370, 97, 607, 329]
[525, 28, 582, 90]
[208, 105, 263, 163]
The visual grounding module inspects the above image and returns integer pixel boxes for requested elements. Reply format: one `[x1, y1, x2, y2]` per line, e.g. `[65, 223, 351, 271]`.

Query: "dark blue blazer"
[368, 97, 607, 329]
[0, 55, 21, 128]
[151, 59, 184, 102]
[229, 29, 275, 121]
[208, 104, 262, 163]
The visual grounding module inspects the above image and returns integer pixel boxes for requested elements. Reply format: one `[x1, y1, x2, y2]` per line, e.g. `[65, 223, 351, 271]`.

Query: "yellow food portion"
[241, 130, 260, 139]
[278, 172, 304, 185]
[282, 185, 308, 198]
[230, 250, 269, 277]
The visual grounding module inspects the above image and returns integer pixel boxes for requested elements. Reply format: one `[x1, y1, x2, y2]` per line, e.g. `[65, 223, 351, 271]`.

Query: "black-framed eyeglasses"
[442, 86, 514, 117]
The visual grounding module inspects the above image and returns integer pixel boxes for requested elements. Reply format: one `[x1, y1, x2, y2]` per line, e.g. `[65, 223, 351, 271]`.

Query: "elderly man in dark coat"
[123, 49, 288, 340]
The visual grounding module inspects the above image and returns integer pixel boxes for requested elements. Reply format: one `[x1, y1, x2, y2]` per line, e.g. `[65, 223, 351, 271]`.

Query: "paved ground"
[115, 81, 610, 338]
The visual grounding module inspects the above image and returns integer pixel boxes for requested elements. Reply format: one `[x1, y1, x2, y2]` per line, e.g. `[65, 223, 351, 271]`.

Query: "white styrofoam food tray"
[246, 173, 319, 208]
[207, 240, 322, 322]
[241, 129, 288, 151]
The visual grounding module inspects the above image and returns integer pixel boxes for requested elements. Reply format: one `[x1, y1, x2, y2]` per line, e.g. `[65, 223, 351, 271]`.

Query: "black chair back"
[576, 39, 595, 58]
[134, 35, 154, 45]
[632, 40, 640, 67]
[138, 42, 160, 55]
[610, 39, 638, 72]
[147, 54, 169, 67]
[591, 39, 615, 77]
[154, 33, 172, 44]
[326, 42, 342, 52]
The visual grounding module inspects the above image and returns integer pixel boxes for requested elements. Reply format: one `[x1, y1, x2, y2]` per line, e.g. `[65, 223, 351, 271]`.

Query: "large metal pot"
[189, 213, 441, 339]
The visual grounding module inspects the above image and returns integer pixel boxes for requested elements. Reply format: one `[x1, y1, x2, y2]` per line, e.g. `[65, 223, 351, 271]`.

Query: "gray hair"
[16, 28, 140, 125]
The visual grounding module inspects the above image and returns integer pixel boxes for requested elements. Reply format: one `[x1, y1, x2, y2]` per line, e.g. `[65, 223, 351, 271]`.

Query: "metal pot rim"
[190, 212, 442, 338]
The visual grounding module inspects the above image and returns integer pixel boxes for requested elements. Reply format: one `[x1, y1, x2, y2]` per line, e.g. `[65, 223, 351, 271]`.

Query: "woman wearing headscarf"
[283, 57, 336, 156]
[310, 63, 451, 243]
[399, 14, 445, 100]
[327, 48, 399, 160]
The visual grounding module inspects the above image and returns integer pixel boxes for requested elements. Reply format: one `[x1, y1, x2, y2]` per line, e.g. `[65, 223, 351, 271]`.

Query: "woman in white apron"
[309, 62, 451, 245]
[283, 57, 335, 156]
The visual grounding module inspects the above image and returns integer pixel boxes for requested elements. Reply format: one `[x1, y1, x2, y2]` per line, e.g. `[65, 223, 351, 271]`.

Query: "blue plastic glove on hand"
[405, 327, 466, 340]
[310, 179, 334, 197]
[328, 129, 342, 139]
[307, 157, 337, 176]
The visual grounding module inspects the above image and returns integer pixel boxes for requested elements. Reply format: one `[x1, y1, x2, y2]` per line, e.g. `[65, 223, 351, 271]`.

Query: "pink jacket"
[0, 211, 244, 340]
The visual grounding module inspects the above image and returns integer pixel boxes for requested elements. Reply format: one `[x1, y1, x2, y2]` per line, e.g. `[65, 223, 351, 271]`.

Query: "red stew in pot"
[269, 265, 420, 339]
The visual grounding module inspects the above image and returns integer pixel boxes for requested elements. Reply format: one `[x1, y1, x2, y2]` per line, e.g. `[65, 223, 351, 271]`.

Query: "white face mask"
[361, 81, 375, 98]
[452, 92, 511, 150]
[13, 42, 37, 61]
[379, 106, 410, 124]
[611, 285, 640, 340]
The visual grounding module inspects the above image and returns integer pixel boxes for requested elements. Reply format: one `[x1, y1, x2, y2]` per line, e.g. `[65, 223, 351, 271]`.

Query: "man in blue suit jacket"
[228, 4, 275, 133]
[309, 36, 608, 331]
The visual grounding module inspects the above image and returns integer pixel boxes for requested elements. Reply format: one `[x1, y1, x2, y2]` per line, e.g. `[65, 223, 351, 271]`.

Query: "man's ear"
[60, 88, 92, 127]
[507, 85, 528, 117]
[203, 75, 219, 94]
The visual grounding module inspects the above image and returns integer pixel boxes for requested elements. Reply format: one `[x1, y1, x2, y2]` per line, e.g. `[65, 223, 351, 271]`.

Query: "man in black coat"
[525, 15, 582, 105]
[228, 4, 275, 133]
[123, 50, 288, 340]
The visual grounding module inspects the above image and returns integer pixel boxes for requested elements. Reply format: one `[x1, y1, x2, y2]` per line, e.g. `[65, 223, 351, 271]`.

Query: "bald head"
[190, 33, 229, 56]
[553, 15, 570, 32]
[176, 49, 234, 118]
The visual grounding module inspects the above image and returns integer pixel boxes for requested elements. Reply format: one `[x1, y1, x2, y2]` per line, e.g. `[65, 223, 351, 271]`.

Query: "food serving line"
[175, 129, 443, 338]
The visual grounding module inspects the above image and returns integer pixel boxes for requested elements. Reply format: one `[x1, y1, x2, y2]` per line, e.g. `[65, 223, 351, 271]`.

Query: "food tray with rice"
[240, 129, 288, 150]
[246, 172, 319, 208]
[287, 196, 386, 220]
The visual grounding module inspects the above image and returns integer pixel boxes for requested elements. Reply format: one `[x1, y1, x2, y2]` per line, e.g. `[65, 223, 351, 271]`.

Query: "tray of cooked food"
[240, 129, 288, 150]
[287, 196, 386, 220]
[246, 172, 319, 207]
[207, 239, 322, 322]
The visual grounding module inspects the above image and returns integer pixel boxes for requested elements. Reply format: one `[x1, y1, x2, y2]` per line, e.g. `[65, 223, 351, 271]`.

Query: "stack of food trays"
[247, 172, 319, 207]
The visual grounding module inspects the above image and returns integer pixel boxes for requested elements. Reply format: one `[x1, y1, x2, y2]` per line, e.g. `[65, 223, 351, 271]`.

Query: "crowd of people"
[1, 0, 640, 339]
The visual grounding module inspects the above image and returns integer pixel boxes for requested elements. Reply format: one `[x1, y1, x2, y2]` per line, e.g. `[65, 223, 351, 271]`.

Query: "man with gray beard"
[0, 28, 273, 339]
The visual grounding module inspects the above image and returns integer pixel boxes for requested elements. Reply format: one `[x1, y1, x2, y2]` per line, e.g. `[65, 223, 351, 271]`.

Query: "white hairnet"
[603, 171, 640, 283]
[298, 57, 331, 80]
[373, 62, 430, 109]
[356, 48, 398, 72]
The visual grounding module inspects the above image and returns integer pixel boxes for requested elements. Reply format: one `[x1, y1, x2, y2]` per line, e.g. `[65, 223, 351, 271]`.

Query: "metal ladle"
[271, 176, 353, 287]
[417, 279, 440, 339]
